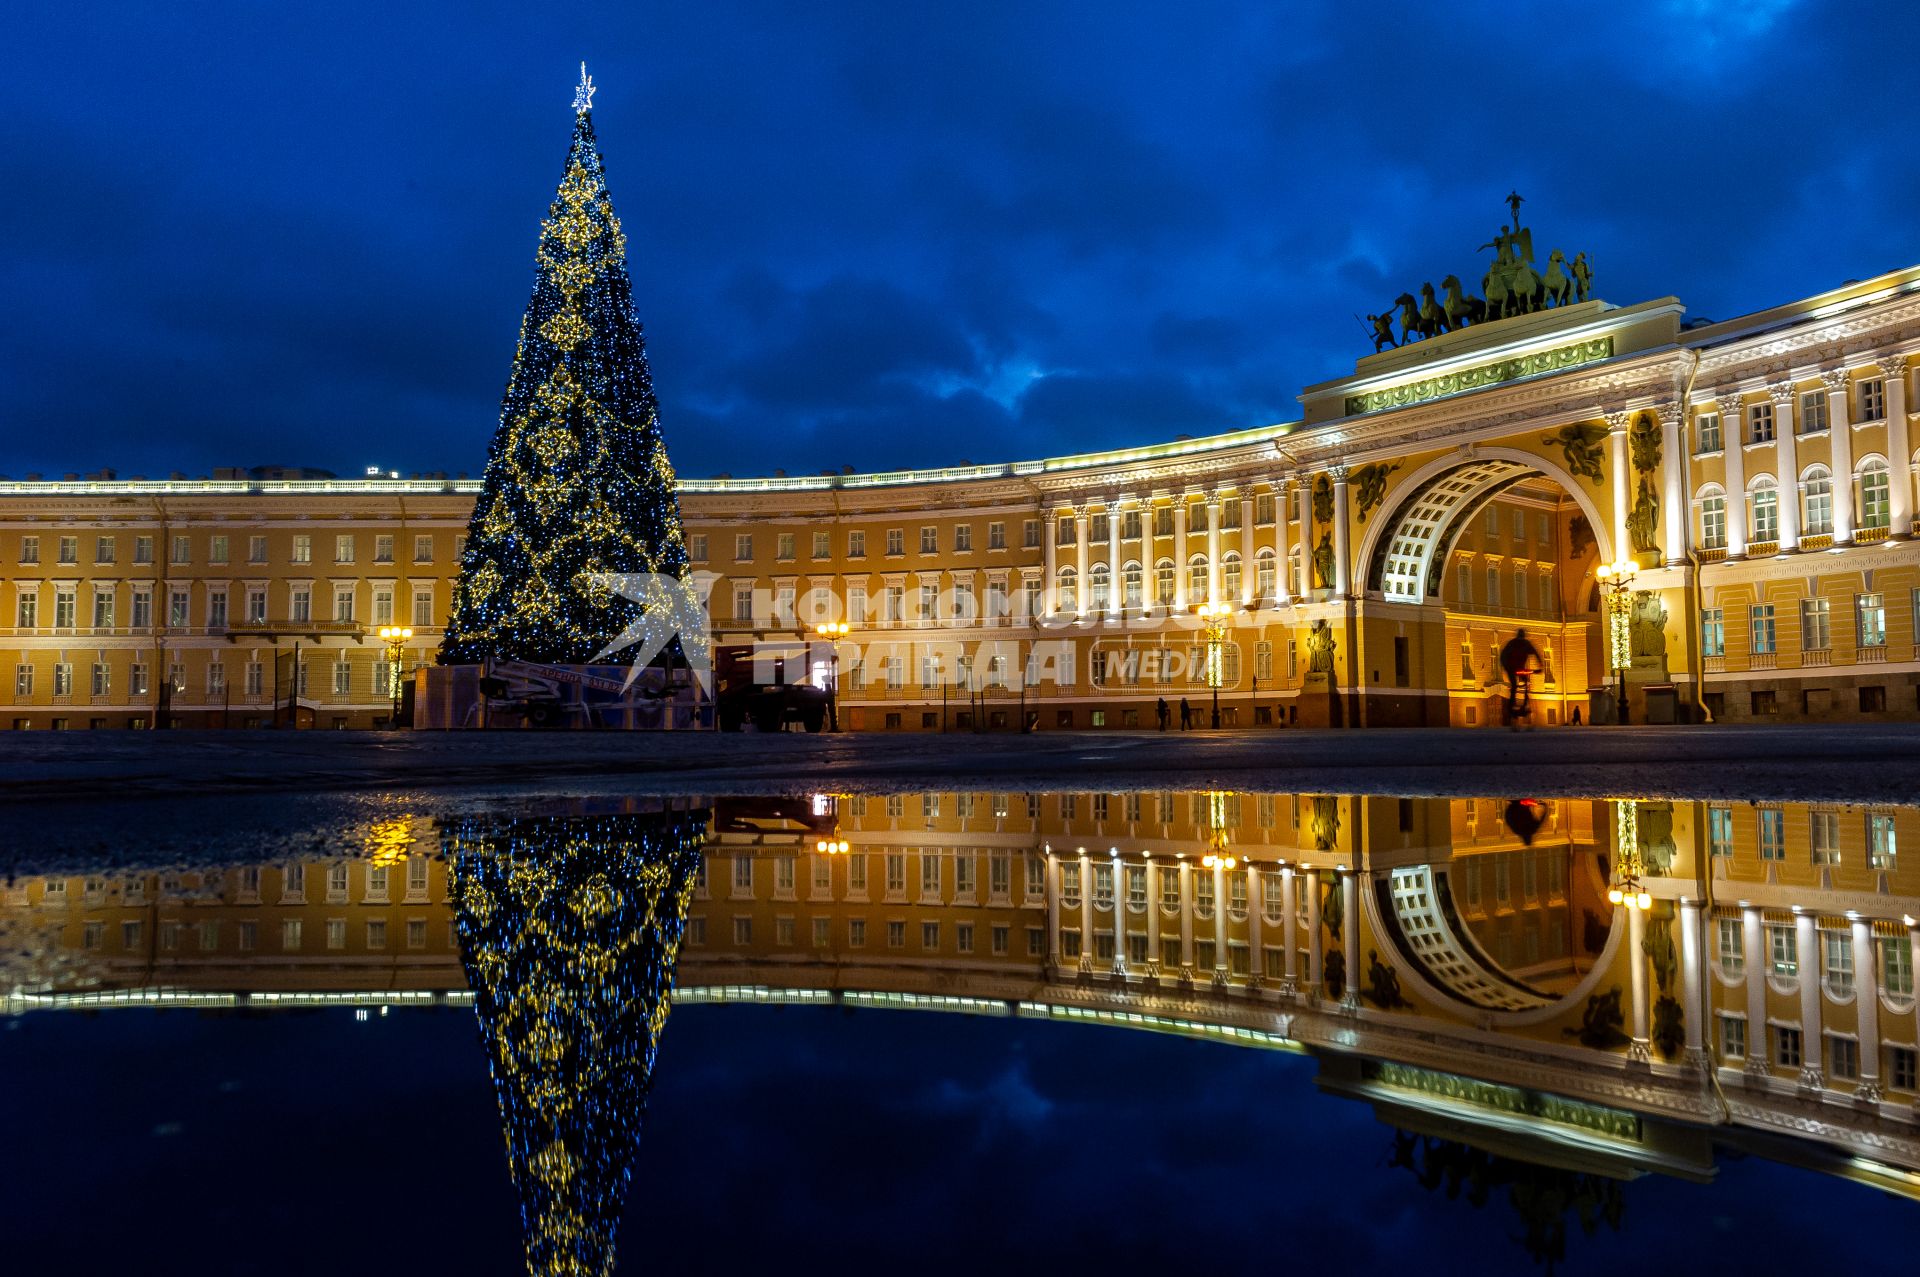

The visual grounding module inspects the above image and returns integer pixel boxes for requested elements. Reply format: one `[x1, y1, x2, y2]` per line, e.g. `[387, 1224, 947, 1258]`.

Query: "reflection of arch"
[1363, 863, 1624, 1027]
[1358, 449, 1615, 604]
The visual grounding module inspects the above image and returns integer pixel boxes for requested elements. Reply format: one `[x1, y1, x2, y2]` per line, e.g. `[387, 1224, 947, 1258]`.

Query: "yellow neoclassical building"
[2, 264, 1917, 730]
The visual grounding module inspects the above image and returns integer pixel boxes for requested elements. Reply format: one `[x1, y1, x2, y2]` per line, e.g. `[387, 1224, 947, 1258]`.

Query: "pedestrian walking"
[1156, 697, 1170, 731]
[1179, 697, 1193, 730]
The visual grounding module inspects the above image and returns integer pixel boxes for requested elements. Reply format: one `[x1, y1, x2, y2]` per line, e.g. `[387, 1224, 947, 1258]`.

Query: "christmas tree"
[448, 804, 709, 1276]
[441, 65, 696, 666]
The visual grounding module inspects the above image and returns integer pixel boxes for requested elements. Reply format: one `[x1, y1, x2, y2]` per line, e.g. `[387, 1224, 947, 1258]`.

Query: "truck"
[712, 642, 833, 733]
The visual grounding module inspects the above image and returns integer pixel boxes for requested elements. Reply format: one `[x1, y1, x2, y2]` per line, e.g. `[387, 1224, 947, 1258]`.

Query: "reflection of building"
[8, 268, 1920, 729]
[5, 792, 1919, 1196]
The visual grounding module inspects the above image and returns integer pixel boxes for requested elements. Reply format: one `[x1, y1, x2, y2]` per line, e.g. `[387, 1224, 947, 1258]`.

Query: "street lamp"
[375, 625, 413, 726]
[1196, 601, 1231, 729]
[1609, 798, 1652, 910]
[1594, 559, 1637, 725]
[814, 621, 851, 731]
[1200, 790, 1237, 869]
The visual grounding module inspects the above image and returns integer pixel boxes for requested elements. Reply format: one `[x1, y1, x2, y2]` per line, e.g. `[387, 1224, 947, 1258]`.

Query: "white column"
[1276, 479, 1295, 605]
[1771, 384, 1800, 551]
[1660, 402, 1688, 567]
[1717, 394, 1747, 560]
[1607, 411, 1633, 562]
[1078, 851, 1094, 968]
[1824, 367, 1855, 545]
[1106, 498, 1123, 621]
[1044, 508, 1060, 616]
[1205, 492, 1222, 606]
[1795, 906, 1824, 1090]
[1330, 466, 1353, 598]
[1679, 897, 1708, 1069]
[1111, 859, 1126, 972]
[1211, 856, 1229, 981]
[1178, 859, 1195, 976]
[1239, 494, 1256, 605]
[1340, 868, 1360, 1009]
[1146, 863, 1162, 976]
[1627, 900, 1651, 1063]
[1075, 507, 1091, 618]
[1850, 914, 1882, 1102]
[1305, 867, 1323, 1000]
[1173, 496, 1189, 610]
[1741, 903, 1768, 1079]
[1046, 853, 1062, 969]
[1247, 866, 1265, 988]
[1280, 865, 1299, 996]
[1880, 353, 1913, 537]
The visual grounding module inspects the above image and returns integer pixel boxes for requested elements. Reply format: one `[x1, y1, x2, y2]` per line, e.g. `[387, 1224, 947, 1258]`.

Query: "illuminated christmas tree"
[447, 804, 708, 1276]
[442, 65, 695, 666]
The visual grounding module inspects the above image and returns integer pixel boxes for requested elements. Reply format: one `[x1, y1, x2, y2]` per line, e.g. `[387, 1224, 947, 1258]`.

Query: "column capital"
[1327, 463, 1351, 482]
[1768, 380, 1798, 406]
[1713, 392, 1743, 420]
[1605, 408, 1634, 433]
[1876, 351, 1909, 379]
[1820, 365, 1853, 393]
[1654, 399, 1682, 425]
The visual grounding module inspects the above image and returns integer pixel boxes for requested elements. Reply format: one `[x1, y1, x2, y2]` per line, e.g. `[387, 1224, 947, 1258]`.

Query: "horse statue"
[1482, 264, 1511, 321]
[1542, 250, 1572, 308]
[1395, 292, 1426, 344]
[1418, 281, 1451, 335]
[1441, 275, 1485, 329]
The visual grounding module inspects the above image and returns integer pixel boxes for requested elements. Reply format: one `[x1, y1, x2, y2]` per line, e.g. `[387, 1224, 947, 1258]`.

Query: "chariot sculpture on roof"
[1361, 192, 1593, 353]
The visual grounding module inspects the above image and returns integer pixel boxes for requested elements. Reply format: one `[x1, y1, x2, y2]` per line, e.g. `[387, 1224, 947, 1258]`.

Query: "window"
[775, 532, 795, 560]
[887, 528, 905, 556]
[1810, 810, 1841, 866]
[206, 589, 227, 630]
[55, 589, 76, 629]
[243, 588, 265, 625]
[170, 535, 191, 564]
[1749, 605, 1776, 655]
[332, 660, 352, 695]
[129, 664, 148, 695]
[1747, 402, 1775, 443]
[1803, 468, 1832, 535]
[1800, 598, 1830, 652]
[1829, 1034, 1860, 1081]
[94, 535, 116, 564]
[1484, 565, 1499, 606]
[954, 524, 973, 552]
[16, 593, 34, 629]
[168, 589, 188, 628]
[847, 530, 865, 558]
[57, 535, 79, 564]
[1768, 922, 1797, 976]
[290, 587, 311, 623]
[333, 534, 354, 564]
[1701, 609, 1725, 658]
[1868, 811, 1897, 870]
[1695, 413, 1722, 453]
[1750, 482, 1778, 542]
[1799, 390, 1828, 433]
[734, 534, 753, 561]
[1716, 916, 1744, 976]
[688, 534, 708, 562]
[291, 534, 311, 564]
[14, 664, 30, 696]
[92, 589, 115, 629]
[1719, 1014, 1747, 1060]
[1883, 935, 1914, 998]
[1758, 807, 1785, 860]
[413, 588, 434, 627]
[372, 534, 393, 563]
[1858, 377, 1886, 422]
[1822, 930, 1855, 995]
[1857, 593, 1886, 649]
[1708, 806, 1734, 858]
[333, 586, 354, 623]
[1858, 462, 1890, 530]
[20, 535, 39, 563]
[1891, 1047, 1918, 1092]
[90, 662, 110, 697]
[281, 919, 303, 951]
[1023, 519, 1041, 549]
[919, 526, 938, 554]
[987, 521, 1006, 550]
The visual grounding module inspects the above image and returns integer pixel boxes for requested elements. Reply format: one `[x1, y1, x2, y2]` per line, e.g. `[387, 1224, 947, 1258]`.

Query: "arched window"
[1749, 477, 1778, 543]
[1089, 563, 1111, 611]
[1057, 566, 1078, 613]
[1255, 549, 1276, 599]
[1187, 555, 1209, 603]
[1802, 466, 1832, 536]
[1698, 487, 1726, 549]
[1221, 551, 1242, 600]
[1122, 561, 1144, 608]
[1154, 559, 1175, 606]
[1858, 459, 1891, 530]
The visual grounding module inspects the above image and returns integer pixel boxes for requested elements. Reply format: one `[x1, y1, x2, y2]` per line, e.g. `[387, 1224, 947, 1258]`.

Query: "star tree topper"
[572, 61, 596, 113]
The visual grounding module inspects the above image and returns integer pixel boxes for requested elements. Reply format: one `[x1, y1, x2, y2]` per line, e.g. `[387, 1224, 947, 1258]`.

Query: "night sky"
[6, 2, 1919, 483]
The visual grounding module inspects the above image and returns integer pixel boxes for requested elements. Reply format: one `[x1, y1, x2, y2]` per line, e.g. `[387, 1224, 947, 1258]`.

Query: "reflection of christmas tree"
[1388, 1132, 1625, 1271]
[447, 805, 708, 1276]
[441, 67, 695, 666]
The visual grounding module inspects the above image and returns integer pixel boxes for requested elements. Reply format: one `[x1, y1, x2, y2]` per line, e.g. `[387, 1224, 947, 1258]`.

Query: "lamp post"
[814, 621, 850, 731]
[1196, 602, 1231, 728]
[376, 625, 413, 727]
[1200, 791, 1237, 871]
[1594, 559, 1637, 725]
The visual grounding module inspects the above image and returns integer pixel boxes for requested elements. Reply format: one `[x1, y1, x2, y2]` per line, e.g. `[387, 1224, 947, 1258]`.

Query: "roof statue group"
[1363, 193, 1593, 353]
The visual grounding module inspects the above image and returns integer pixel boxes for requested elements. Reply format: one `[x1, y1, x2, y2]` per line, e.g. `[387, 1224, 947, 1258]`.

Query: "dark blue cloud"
[2, 1, 1916, 481]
